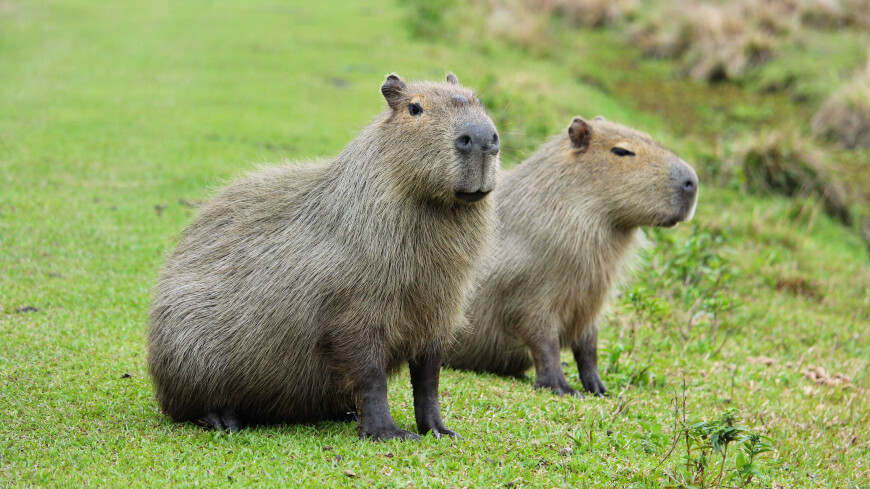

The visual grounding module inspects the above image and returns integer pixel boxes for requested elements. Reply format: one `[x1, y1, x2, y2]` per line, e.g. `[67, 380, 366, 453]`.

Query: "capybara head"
[378, 73, 500, 204]
[565, 116, 698, 228]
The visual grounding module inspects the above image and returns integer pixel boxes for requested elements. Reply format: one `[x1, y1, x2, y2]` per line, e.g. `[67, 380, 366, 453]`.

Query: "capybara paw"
[429, 426, 460, 439]
[535, 381, 582, 398]
[420, 422, 460, 439]
[200, 411, 242, 433]
[361, 426, 422, 442]
[580, 372, 608, 396]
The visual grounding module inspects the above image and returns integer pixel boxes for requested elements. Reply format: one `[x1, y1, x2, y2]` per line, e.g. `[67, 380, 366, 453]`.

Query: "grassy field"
[2, 0, 868, 487]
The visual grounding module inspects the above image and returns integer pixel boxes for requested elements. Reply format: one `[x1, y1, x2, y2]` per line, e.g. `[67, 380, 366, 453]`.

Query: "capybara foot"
[360, 426, 422, 442]
[535, 380, 583, 398]
[425, 424, 460, 439]
[580, 370, 607, 396]
[200, 410, 242, 432]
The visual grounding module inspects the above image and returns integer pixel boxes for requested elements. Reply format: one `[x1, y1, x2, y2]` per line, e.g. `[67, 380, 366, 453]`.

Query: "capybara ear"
[381, 74, 407, 110]
[446, 73, 459, 85]
[568, 117, 592, 151]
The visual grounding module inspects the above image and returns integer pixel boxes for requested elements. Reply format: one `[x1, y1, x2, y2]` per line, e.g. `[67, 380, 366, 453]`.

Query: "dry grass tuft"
[631, 0, 794, 82]
[478, 0, 870, 83]
[548, 0, 640, 28]
[475, 0, 640, 52]
[481, 0, 553, 53]
[629, 0, 870, 82]
[811, 57, 870, 149]
[797, 0, 870, 29]
[737, 129, 852, 224]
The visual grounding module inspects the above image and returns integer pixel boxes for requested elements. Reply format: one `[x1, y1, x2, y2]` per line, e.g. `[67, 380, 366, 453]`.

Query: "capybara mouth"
[456, 190, 491, 203]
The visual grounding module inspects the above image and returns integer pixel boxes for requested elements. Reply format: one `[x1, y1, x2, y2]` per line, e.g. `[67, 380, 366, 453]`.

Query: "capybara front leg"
[355, 362, 421, 442]
[525, 319, 581, 397]
[409, 346, 458, 438]
[571, 323, 607, 396]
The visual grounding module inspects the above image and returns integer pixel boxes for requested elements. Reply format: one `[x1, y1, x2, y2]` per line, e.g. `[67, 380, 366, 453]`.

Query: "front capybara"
[148, 73, 500, 441]
[445, 116, 698, 396]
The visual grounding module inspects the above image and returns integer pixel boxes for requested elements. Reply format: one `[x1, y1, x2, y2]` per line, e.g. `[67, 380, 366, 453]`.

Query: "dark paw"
[200, 410, 242, 433]
[422, 423, 460, 439]
[360, 426, 422, 442]
[535, 381, 583, 398]
[580, 372, 608, 396]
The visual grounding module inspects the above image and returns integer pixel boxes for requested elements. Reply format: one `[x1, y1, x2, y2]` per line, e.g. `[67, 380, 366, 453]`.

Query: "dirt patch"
[775, 275, 823, 301]
[801, 365, 853, 388]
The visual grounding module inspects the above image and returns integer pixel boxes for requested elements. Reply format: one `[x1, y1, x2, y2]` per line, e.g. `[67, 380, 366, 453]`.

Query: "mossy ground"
[1, 0, 868, 487]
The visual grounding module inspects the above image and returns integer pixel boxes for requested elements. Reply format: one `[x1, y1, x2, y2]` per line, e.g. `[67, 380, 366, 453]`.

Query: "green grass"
[2, 0, 868, 487]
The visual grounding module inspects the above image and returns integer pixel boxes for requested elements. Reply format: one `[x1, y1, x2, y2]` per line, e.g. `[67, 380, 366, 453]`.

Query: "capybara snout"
[667, 158, 699, 226]
[454, 119, 499, 156]
[453, 117, 499, 199]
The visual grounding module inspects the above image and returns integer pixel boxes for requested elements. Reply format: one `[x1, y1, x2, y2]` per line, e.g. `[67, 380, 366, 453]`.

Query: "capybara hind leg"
[571, 324, 607, 396]
[410, 347, 458, 439]
[201, 410, 243, 433]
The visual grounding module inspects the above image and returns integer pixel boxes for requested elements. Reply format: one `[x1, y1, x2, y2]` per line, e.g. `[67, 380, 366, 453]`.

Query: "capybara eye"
[610, 147, 635, 157]
[408, 103, 423, 116]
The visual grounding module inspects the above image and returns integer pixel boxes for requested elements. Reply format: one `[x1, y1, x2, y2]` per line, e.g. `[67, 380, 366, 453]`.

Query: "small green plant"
[732, 432, 775, 487]
[638, 226, 740, 354]
[654, 380, 775, 488]
[674, 409, 774, 488]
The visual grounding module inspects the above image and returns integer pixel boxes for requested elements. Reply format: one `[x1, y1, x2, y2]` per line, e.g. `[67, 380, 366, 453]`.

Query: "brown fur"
[147, 74, 500, 438]
[445, 116, 698, 396]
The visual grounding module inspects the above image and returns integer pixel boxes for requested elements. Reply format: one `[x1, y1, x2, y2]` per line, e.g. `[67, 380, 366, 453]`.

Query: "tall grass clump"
[549, 0, 640, 28]
[468, 0, 640, 53]
[630, 0, 791, 82]
[629, 0, 870, 83]
[797, 0, 870, 29]
[736, 129, 852, 224]
[811, 56, 870, 149]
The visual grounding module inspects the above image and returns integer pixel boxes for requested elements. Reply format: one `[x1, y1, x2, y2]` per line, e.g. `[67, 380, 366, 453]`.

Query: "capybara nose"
[683, 178, 696, 194]
[682, 173, 698, 199]
[456, 122, 499, 155]
[674, 163, 698, 199]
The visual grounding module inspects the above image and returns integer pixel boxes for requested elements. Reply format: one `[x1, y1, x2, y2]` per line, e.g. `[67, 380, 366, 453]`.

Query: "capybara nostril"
[683, 179, 695, 193]
[682, 172, 699, 197]
[455, 134, 473, 154]
[490, 133, 500, 154]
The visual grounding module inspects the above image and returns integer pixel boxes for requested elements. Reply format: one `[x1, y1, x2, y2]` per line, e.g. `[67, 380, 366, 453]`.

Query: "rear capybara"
[148, 73, 500, 441]
[445, 116, 697, 397]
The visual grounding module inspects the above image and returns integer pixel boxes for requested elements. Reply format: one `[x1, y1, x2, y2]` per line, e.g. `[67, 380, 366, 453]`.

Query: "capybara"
[445, 116, 697, 397]
[148, 73, 500, 440]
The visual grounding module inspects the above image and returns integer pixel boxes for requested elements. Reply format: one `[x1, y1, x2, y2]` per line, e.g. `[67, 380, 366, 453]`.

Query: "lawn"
[1, 0, 868, 487]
